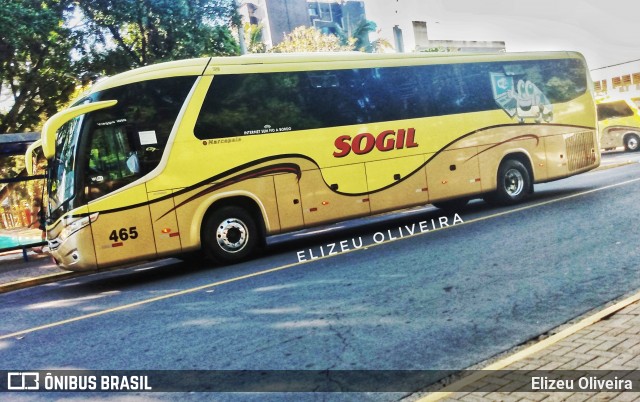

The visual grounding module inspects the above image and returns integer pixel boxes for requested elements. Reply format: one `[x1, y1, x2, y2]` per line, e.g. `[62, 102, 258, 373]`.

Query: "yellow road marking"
[0, 263, 304, 341]
[2, 176, 640, 341]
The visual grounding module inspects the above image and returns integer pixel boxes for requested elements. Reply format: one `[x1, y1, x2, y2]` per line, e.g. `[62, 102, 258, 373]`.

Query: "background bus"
[33, 51, 599, 271]
[597, 97, 640, 151]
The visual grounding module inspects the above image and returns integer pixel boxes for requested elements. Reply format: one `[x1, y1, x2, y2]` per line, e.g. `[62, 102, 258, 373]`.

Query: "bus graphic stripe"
[72, 123, 594, 221]
[156, 163, 302, 221]
[465, 134, 541, 162]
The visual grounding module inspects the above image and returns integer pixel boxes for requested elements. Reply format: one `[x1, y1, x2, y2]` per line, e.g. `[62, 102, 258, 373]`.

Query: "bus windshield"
[48, 115, 84, 215]
[83, 76, 196, 200]
[46, 76, 196, 222]
[597, 101, 634, 120]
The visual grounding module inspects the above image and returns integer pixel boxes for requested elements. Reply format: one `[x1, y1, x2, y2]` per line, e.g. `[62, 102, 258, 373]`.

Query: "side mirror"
[41, 100, 118, 160]
[24, 139, 42, 175]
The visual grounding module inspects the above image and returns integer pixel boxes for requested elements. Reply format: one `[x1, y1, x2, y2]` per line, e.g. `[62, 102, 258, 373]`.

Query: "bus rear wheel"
[202, 206, 259, 264]
[624, 134, 640, 152]
[485, 159, 531, 206]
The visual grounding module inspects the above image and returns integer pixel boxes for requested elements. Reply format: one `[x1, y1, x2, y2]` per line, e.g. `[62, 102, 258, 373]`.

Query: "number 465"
[109, 227, 139, 242]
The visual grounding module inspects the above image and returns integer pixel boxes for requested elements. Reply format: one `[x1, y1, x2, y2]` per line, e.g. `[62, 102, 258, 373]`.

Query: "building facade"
[308, 1, 366, 37]
[591, 60, 640, 100]
[239, 0, 367, 49]
[411, 21, 505, 53]
[239, 0, 310, 49]
[239, 0, 504, 53]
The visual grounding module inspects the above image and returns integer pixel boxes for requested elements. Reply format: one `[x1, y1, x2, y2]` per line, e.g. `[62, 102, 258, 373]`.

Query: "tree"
[370, 33, 393, 54]
[76, 0, 241, 75]
[270, 26, 354, 53]
[0, 0, 81, 133]
[244, 22, 266, 54]
[335, 19, 376, 52]
[332, 19, 392, 53]
[420, 46, 458, 53]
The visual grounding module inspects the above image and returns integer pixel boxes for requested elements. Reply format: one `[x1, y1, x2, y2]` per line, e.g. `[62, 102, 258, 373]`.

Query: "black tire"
[201, 206, 260, 264]
[485, 159, 532, 206]
[624, 134, 640, 152]
[432, 198, 469, 211]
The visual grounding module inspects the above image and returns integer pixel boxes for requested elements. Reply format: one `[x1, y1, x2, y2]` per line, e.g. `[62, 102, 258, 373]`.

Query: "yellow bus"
[33, 51, 598, 271]
[597, 97, 640, 151]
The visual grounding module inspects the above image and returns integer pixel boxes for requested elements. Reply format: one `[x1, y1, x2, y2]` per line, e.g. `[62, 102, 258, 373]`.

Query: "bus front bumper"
[48, 217, 98, 271]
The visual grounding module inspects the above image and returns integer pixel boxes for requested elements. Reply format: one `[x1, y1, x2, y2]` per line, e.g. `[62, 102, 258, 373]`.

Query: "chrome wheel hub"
[216, 218, 248, 253]
[504, 168, 524, 196]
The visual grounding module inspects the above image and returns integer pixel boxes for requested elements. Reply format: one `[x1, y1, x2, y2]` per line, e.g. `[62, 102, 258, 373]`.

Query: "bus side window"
[597, 101, 633, 120]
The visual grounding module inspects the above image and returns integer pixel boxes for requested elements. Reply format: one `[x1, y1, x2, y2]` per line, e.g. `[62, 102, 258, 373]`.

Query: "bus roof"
[88, 51, 585, 94]
[90, 57, 211, 93]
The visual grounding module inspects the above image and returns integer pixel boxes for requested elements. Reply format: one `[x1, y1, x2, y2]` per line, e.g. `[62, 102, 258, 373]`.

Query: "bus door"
[148, 189, 182, 257]
[273, 173, 304, 232]
[84, 122, 157, 268]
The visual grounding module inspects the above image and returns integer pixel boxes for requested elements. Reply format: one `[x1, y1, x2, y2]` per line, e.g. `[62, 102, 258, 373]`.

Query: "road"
[2, 151, 640, 401]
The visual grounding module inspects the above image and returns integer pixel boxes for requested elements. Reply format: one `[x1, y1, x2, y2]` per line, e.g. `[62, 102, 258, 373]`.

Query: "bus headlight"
[58, 213, 99, 244]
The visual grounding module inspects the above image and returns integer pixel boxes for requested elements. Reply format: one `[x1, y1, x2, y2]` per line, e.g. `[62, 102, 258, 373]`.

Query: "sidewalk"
[417, 293, 640, 401]
[0, 248, 76, 292]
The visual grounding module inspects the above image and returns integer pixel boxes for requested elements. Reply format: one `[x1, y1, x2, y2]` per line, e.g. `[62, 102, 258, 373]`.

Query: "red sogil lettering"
[333, 128, 418, 158]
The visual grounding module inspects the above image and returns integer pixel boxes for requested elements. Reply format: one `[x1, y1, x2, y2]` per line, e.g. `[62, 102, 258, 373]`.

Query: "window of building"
[594, 81, 602, 92]
[612, 77, 622, 88]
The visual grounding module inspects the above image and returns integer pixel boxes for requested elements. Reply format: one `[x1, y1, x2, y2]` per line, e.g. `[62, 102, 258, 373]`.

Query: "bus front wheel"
[485, 159, 531, 206]
[202, 206, 259, 264]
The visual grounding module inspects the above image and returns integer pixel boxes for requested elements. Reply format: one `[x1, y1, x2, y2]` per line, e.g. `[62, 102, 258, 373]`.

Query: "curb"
[0, 271, 83, 294]
[593, 160, 636, 171]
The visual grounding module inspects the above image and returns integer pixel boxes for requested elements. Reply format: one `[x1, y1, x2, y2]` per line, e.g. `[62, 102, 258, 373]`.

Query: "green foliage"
[0, 0, 81, 133]
[270, 26, 355, 53]
[76, 0, 241, 75]
[333, 19, 373, 52]
[370, 36, 393, 53]
[244, 22, 266, 54]
[420, 46, 458, 53]
[0, 0, 243, 133]
[330, 19, 391, 53]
